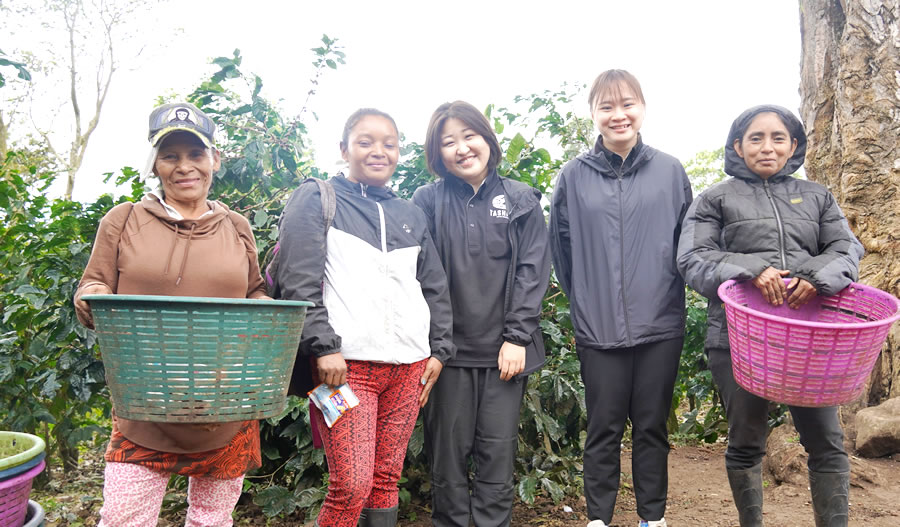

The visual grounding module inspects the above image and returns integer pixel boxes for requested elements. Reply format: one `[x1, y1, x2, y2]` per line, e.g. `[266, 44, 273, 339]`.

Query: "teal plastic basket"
[82, 295, 312, 423]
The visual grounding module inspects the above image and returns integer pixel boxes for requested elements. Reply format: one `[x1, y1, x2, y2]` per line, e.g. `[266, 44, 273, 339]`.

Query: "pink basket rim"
[717, 280, 900, 330]
[0, 459, 44, 490]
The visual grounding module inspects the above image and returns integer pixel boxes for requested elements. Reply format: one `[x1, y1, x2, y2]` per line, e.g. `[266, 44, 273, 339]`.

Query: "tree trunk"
[798, 0, 900, 414]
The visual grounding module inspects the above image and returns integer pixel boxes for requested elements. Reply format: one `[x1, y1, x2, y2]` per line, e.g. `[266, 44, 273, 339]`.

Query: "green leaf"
[541, 477, 565, 503]
[517, 475, 538, 504]
[535, 148, 552, 164]
[279, 417, 307, 440]
[211, 56, 234, 68]
[294, 486, 326, 508]
[507, 133, 527, 162]
[2, 303, 26, 324]
[14, 285, 42, 296]
[253, 485, 296, 517]
[261, 442, 280, 460]
[253, 210, 269, 228]
[40, 372, 61, 398]
[253, 75, 263, 97]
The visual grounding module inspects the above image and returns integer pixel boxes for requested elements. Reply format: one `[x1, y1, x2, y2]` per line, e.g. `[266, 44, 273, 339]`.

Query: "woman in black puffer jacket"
[677, 105, 864, 527]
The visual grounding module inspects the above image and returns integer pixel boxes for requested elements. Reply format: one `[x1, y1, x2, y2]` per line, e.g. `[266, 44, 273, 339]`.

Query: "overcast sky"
[9, 0, 802, 201]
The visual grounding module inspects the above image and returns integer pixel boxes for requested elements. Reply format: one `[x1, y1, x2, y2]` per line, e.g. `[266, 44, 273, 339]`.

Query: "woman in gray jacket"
[550, 70, 692, 527]
[677, 105, 863, 527]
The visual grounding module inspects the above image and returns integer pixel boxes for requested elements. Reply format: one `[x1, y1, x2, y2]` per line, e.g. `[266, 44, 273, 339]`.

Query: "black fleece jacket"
[412, 173, 551, 374]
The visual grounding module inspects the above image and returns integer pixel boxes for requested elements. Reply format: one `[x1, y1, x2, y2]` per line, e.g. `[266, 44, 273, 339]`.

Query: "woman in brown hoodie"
[74, 102, 269, 527]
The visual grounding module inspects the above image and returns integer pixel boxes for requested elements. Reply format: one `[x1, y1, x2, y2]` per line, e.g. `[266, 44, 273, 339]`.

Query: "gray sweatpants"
[424, 366, 527, 527]
[707, 347, 849, 473]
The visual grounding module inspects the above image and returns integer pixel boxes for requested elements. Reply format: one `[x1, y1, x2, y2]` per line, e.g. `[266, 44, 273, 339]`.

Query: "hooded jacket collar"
[141, 193, 229, 234]
[332, 173, 398, 200]
[576, 135, 654, 178]
[594, 135, 644, 166]
[724, 104, 807, 183]
[141, 192, 232, 286]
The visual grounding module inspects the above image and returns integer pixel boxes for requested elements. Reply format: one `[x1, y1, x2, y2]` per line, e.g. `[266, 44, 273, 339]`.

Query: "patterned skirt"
[105, 420, 261, 479]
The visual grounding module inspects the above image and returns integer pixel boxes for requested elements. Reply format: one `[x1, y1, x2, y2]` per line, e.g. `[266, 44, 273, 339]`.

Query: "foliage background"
[0, 41, 730, 521]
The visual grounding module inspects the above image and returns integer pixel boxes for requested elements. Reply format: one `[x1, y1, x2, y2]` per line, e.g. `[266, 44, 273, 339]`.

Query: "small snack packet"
[308, 383, 360, 428]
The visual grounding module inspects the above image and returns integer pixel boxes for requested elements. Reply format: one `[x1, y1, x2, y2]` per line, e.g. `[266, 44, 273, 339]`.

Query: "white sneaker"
[638, 519, 667, 527]
[587, 521, 608, 527]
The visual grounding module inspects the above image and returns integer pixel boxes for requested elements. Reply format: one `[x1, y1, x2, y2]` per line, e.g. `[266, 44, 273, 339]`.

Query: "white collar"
[149, 189, 214, 220]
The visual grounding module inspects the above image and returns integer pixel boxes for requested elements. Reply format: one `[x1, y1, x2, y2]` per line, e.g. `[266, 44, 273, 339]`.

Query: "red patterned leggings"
[312, 359, 427, 527]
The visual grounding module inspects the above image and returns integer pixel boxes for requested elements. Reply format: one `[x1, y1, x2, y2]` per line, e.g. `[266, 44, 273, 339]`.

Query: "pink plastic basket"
[718, 280, 900, 407]
[0, 459, 44, 527]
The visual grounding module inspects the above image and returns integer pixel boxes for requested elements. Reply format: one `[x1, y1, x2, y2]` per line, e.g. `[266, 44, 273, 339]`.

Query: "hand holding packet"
[308, 383, 360, 428]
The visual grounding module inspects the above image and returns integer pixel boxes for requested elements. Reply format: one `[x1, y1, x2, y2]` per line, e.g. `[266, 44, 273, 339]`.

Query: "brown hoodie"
[75, 194, 267, 453]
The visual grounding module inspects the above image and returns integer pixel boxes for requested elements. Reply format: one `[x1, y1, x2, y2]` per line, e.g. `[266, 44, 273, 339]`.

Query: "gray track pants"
[707, 347, 849, 473]
[424, 366, 527, 527]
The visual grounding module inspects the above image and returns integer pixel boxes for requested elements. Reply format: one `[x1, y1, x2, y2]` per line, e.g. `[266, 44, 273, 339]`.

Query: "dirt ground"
[32, 442, 900, 526]
[400, 443, 900, 527]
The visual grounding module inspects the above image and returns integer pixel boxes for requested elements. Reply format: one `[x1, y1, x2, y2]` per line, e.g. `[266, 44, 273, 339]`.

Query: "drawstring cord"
[163, 222, 197, 286]
[175, 223, 196, 286]
[164, 224, 180, 275]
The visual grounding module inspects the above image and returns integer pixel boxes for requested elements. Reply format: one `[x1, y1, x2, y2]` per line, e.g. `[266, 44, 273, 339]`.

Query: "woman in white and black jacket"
[274, 108, 454, 527]
[549, 70, 692, 527]
[412, 100, 551, 527]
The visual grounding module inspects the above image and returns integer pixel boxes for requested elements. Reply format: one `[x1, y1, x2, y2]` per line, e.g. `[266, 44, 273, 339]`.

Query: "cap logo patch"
[168, 107, 196, 124]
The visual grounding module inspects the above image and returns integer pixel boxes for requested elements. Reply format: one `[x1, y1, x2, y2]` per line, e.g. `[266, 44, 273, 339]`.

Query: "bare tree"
[799, 0, 900, 405]
[2, 0, 166, 199]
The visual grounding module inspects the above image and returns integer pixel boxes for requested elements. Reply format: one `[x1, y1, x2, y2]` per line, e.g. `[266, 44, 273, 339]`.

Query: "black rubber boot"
[726, 463, 764, 526]
[809, 470, 849, 527]
[358, 506, 398, 527]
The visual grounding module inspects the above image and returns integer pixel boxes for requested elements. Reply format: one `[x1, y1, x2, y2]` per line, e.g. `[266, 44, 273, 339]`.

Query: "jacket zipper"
[763, 180, 788, 269]
[503, 192, 522, 313]
[375, 200, 392, 360]
[615, 168, 633, 345]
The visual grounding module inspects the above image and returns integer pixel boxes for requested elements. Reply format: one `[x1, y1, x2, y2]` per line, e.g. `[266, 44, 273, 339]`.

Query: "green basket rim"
[0, 432, 46, 470]
[81, 294, 313, 308]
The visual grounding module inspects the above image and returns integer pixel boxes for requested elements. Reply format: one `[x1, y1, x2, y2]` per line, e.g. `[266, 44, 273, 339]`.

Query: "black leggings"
[707, 347, 849, 473]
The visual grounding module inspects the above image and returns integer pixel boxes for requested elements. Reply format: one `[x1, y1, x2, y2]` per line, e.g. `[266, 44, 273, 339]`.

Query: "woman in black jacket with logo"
[677, 105, 863, 527]
[412, 100, 551, 527]
[549, 70, 693, 527]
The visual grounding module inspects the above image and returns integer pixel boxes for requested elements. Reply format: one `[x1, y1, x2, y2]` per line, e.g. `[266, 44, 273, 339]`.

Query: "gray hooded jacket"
[676, 105, 864, 350]
[550, 139, 693, 349]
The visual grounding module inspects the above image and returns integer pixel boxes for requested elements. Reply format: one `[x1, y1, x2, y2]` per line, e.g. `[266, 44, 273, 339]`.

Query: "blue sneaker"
[638, 519, 667, 527]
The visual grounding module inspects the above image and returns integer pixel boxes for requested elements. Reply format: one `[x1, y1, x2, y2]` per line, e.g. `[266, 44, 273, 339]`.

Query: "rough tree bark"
[798, 0, 900, 413]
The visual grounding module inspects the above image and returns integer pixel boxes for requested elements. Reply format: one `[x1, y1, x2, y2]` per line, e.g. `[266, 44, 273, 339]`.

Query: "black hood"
[724, 104, 807, 181]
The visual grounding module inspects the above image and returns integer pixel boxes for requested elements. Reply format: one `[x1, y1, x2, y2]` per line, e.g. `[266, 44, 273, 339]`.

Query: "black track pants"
[579, 337, 683, 524]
